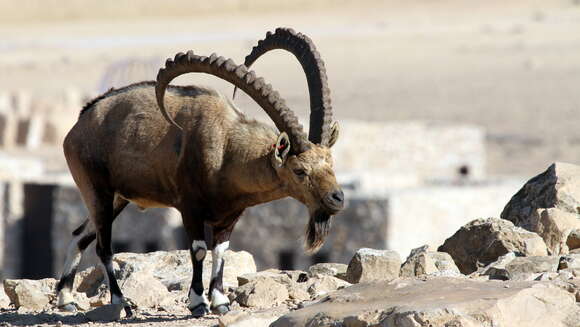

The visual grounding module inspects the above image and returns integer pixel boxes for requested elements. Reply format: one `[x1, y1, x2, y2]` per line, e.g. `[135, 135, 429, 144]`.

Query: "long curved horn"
[155, 50, 311, 154]
[234, 27, 333, 146]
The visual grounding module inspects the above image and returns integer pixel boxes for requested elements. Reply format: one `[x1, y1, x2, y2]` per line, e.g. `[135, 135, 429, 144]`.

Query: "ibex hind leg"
[92, 195, 133, 317]
[56, 196, 128, 312]
[56, 219, 96, 311]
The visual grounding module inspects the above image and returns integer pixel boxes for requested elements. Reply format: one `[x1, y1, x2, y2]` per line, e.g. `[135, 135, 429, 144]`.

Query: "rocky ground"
[2, 161, 580, 326]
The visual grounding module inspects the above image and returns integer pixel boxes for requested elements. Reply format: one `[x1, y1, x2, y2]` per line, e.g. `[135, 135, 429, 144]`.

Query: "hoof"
[123, 305, 134, 318]
[189, 303, 210, 318]
[211, 304, 230, 315]
[58, 303, 78, 312]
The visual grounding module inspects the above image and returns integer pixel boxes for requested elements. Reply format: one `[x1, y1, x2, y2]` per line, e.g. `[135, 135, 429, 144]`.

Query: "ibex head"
[271, 126, 342, 253]
[155, 28, 344, 253]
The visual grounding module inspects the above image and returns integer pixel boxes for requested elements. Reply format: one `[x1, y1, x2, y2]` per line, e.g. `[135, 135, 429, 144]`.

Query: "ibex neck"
[222, 131, 288, 208]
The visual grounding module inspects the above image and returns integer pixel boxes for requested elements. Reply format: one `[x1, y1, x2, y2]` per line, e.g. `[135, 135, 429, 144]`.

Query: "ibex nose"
[324, 189, 345, 212]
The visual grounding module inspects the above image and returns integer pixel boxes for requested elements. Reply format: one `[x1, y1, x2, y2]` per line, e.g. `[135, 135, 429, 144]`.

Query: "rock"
[345, 248, 401, 284]
[76, 266, 104, 295]
[220, 310, 283, 327]
[119, 271, 170, 308]
[287, 285, 311, 302]
[308, 263, 348, 280]
[306, 275, 351, 299]
[219, 310, 249, 326]
[237, 269, 292, 287]
[559, 253, 580, 270]
[113, 250, 256, 291]
[438, 217, 548, 274]
[270, 278, 579, 326]
[74, 249, 256, 307]
[400, 245, 461, 277]
[567, 229, 580, 250]
[85, 303, 124, 322]
[521, 208, 579, 255]
[234, 278, 289, 308]
[3, 278, 56, 310]
[505, 256, 560, 280]
[0, 286, 10, 308]
[476, 252, 516, 280]
[501, 162, 580, 254]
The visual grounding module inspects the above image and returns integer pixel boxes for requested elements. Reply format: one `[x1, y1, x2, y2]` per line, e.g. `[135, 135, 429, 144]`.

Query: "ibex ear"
[273, 132, 291, 167]
[328, 121, 340, 148]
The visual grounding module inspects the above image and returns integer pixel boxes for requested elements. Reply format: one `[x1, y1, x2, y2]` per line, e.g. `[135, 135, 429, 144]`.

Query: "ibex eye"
[293, 169, 306, 177]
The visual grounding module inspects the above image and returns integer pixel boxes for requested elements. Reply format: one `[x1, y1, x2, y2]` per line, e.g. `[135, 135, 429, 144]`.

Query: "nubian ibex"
[56, 28, 344, 318]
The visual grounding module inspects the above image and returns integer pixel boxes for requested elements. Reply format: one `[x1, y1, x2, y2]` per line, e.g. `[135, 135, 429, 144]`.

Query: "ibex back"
[56, 28, 344, 318]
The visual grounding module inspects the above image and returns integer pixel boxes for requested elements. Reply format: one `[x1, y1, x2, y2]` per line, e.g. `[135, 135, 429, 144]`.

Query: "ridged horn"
[155, 50, 311, 154]
[234, 27, 333, 146]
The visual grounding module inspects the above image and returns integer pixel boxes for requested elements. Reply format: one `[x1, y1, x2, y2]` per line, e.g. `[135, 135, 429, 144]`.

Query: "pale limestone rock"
[504, 256, 560, 281]
[237, 269, 292, 286]
[476, 252, 516, 280]
[306, 275, 351, 298]
[270, 278, 579, 326]
[0, 285, 11, 308]
[438, 217, 548, 274]
[85, 303, 124, 322]
[346, 248, 401, 284]
[502, 162, 580, 254]
[400, 245, 460, 277]
[219, 310, 283, 327]
[76, 249, 255, 299]
[287, 286, 310, 302]
[119, 271, 170, 308]
[308, 263, 348, 280]
[219, 310, 249, 327]
[3, 278, 56, 310]
[234, 277, 289, 308]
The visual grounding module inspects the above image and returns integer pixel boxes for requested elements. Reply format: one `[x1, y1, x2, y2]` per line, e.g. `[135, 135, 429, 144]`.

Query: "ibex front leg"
[208, 222, 239, 315]
[182, 211, 210, 317]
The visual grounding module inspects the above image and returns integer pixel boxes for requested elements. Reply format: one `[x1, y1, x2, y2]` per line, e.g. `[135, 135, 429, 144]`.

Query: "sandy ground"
[2, 1, 580, 177]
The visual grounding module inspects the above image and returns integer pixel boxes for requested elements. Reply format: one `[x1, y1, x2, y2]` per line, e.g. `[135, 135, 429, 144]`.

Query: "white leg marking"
[210, 241, 230, 306]
[57, 291, 76, 307]
[188, 288, 209, 309]
[211, 241, 229, 279]
[211, 289, 229, 307]
[192, 240, 207, 261]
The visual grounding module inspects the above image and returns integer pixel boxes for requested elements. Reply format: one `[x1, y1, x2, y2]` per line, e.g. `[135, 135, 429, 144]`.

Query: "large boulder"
[438, 217, 548, 274]
[270, 278, 580, 327]
[400, 245, 461, 277]
[345, 248, 401, 284]
[3, 278, 56, 310]
[501, 162, 580, 254]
